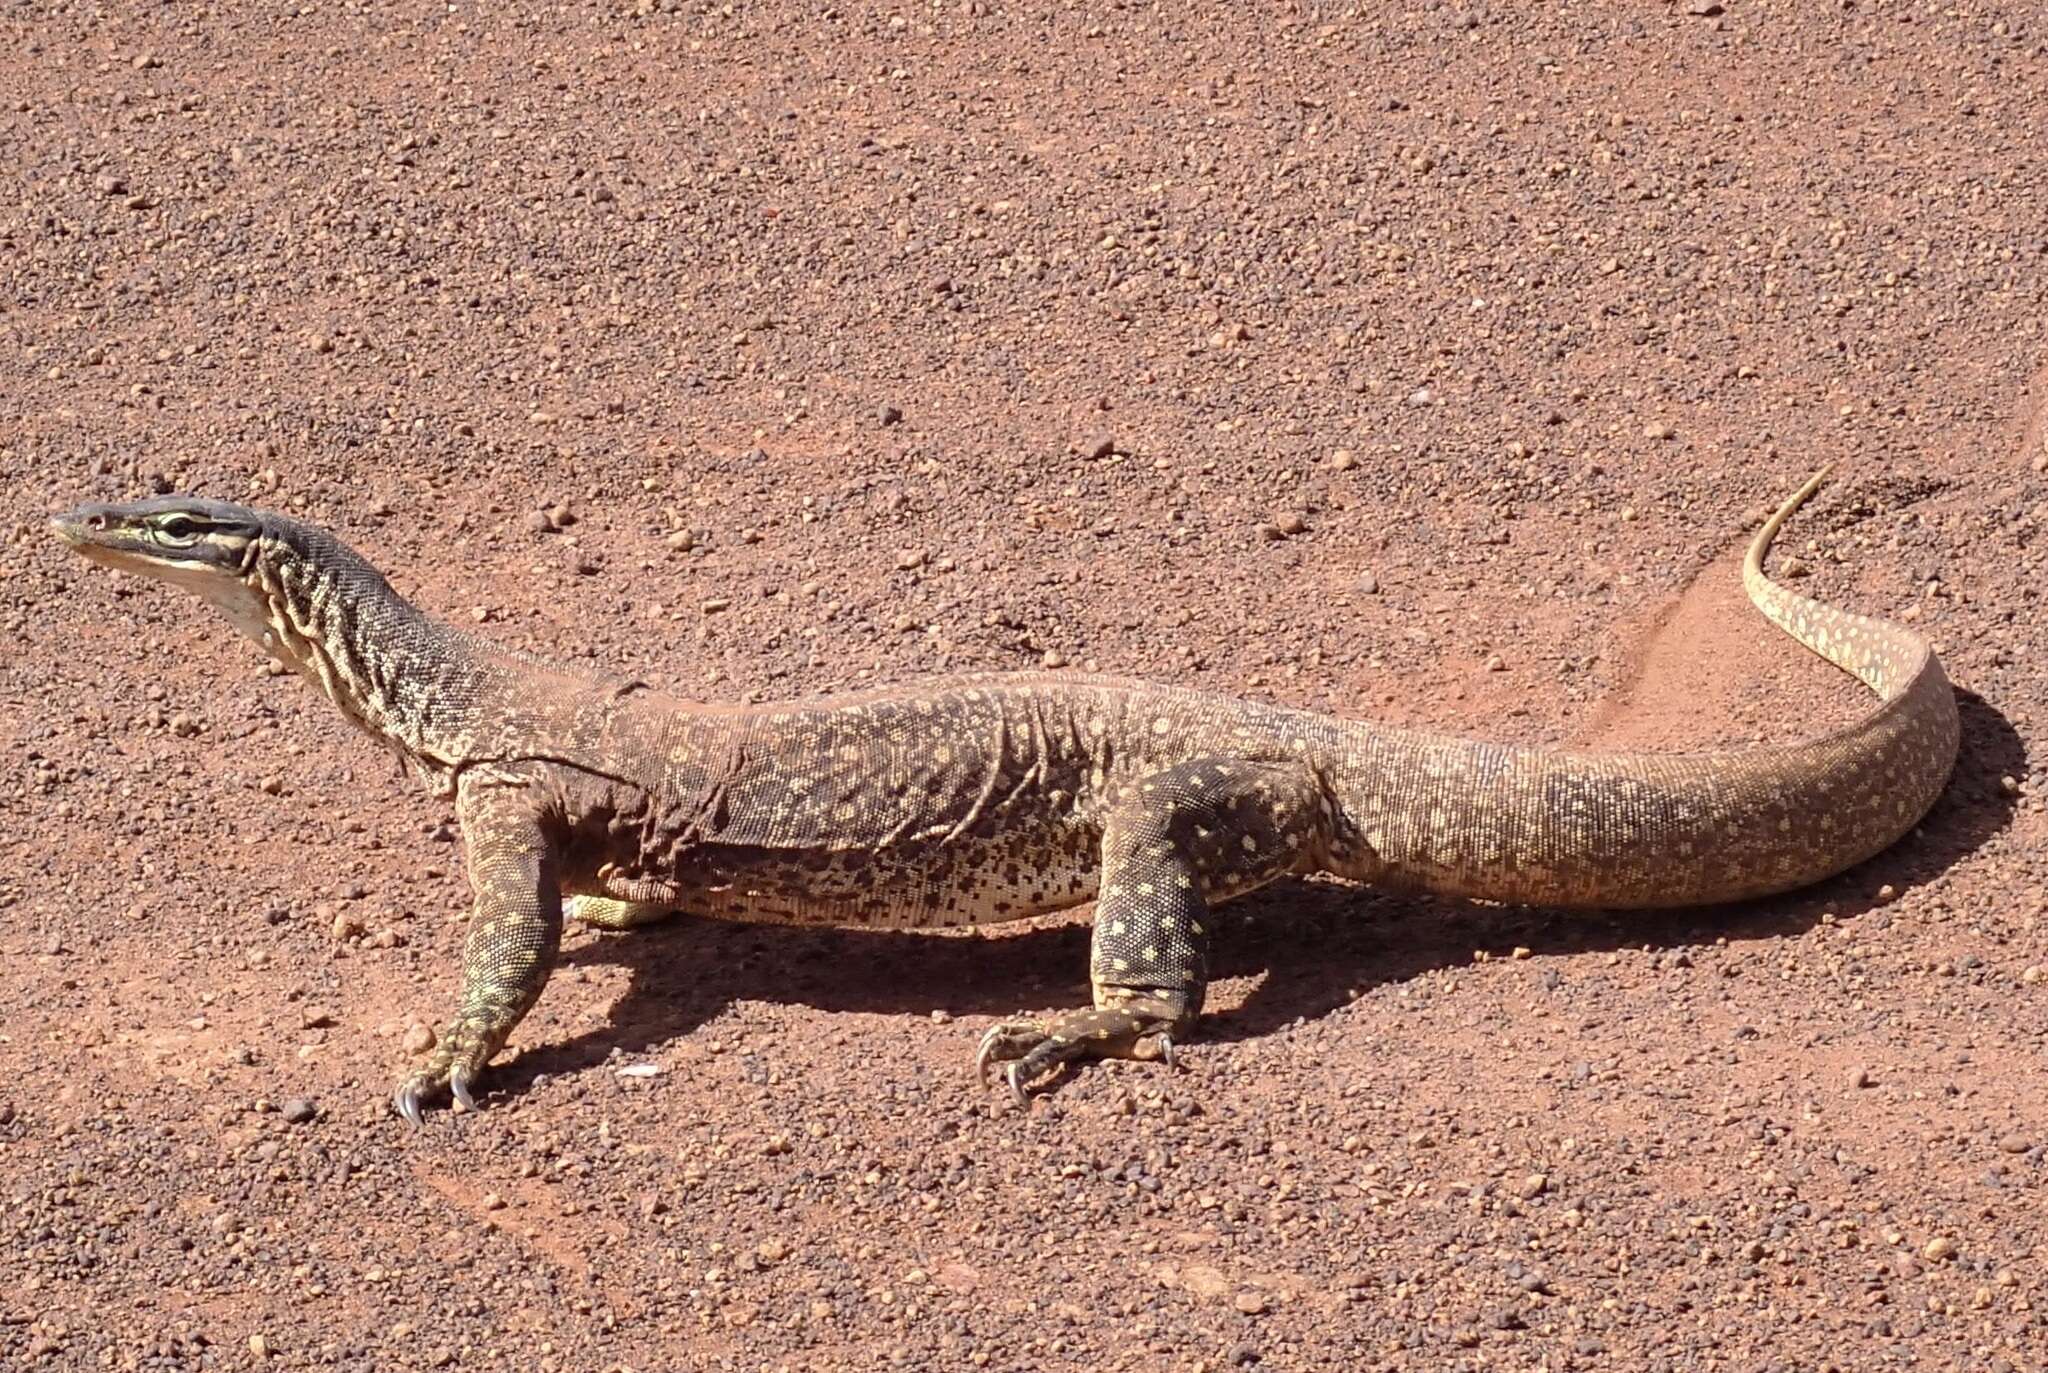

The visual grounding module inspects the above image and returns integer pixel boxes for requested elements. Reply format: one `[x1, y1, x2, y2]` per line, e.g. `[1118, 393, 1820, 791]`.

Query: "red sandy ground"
[3, 3, 2047, 1371]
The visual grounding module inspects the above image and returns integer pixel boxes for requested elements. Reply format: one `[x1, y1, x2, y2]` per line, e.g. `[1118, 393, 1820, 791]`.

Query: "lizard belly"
[648, 833, 1101, 929]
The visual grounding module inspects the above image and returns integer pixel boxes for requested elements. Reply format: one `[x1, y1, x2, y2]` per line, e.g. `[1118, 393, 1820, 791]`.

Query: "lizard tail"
[1323, 467, 1959, 908]
[1742, 465, 1924, 699]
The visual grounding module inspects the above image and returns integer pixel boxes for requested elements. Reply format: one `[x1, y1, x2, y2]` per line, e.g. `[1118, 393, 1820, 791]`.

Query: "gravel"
[5, 4, 2047, 1371]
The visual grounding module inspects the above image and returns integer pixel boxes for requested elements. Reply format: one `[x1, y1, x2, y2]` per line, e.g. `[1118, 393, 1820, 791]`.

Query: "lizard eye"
[156, 515, 201, 545]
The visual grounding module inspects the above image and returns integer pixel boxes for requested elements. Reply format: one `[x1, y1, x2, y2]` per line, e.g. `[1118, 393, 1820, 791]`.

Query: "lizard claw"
[1005, 1062, 1030, 1110]
[393, 1083, 426, 1129]
[974, 1025, 1000, 1084]
[450, 1067, 478, 1113]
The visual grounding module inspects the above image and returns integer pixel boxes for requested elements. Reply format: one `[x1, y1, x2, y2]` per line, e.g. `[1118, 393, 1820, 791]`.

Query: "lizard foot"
[391, 1019, 499, 1126]
[974, 999, 1184, 1107]
[569, 896, 678, 931]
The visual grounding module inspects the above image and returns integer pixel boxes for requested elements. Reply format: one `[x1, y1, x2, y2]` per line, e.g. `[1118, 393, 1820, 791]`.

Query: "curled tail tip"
[1745, 465, 1835, 579]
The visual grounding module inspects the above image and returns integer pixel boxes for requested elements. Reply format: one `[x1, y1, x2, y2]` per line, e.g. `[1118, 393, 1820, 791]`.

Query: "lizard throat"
[241, 532, 471, 785]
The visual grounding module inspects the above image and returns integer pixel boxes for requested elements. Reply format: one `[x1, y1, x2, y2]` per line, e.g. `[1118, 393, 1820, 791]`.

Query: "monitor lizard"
[50, 469, 1959, 1124]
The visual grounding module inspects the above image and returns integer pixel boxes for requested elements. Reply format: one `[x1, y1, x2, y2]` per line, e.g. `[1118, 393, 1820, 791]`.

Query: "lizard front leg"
[394, 774, 562, 1126]
[977, 759, 1329, 1104]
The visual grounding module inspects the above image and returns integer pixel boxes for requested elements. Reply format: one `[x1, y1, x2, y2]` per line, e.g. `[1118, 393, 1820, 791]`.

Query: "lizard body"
[51, 470, 1958, 1120]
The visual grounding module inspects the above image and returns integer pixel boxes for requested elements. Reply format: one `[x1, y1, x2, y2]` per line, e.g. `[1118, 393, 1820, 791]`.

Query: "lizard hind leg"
[976, 758, 1327, 1105]
[570, 896, 680, 931]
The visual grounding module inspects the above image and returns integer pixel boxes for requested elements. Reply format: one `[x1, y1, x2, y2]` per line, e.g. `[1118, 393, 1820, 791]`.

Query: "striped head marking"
[51, 496, 276, 647]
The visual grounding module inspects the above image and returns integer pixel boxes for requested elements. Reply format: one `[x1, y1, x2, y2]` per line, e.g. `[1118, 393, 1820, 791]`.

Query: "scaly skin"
[49, 469, 1958, 1122]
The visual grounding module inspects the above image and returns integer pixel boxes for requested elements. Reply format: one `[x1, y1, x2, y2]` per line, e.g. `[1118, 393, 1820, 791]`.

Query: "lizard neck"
[243, 524, 491, 787]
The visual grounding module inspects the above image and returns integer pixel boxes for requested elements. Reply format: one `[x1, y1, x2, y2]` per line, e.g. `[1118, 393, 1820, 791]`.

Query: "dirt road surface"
[4, 3, 2047, 1370]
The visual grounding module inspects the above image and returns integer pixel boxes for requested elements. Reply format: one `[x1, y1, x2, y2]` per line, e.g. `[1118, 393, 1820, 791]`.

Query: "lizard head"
[55, 493, 471, 784]
[52, 495, 263, 574]
[51, 495, 280, 648]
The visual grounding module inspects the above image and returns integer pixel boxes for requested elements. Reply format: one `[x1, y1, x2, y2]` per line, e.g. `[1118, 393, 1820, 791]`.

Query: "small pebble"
[280, 1098, 317, 1125]
[248, 1334, 272, 1358]
[1998, 1133, 2031, 1154]
[523, 510, 553, 535]
[1275, 511, 1307, 537]
[1233, 1290, 1269, 1315]
[1922, 1236, 1956, 1262]
[1643, 422, 1675, 440]
[1084, 434, 1116, 460]
[1849, 1066, 1874, 1089]
[402, 1023, 437, 1055]
[1330, 449, 1356, 471]
[300, 1006, 336, 1029]
[1357, 570, 1379, 594]
[1518, 1172, 1548, 1200]
[877, 403, 904, 426]
[1485, 654, 1507, 672]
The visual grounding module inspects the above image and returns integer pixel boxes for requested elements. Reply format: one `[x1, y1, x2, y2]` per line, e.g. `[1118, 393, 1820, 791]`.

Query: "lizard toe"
[1004, 1062, 1032, 1109]
[392, 1036, 469, 1124]
[975, 1018, 1050, 1083]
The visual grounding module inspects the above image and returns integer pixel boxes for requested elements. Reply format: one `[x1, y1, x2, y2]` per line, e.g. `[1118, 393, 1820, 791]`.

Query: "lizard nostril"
[87, 514, 107, 530]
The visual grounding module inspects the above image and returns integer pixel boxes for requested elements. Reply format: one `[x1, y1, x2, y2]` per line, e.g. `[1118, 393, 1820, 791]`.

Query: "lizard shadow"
[498, 690, 2023, 1096]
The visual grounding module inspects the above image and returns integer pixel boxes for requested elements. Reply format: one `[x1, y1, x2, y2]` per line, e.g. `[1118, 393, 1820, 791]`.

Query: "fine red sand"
[4, 4, 2047, 1370]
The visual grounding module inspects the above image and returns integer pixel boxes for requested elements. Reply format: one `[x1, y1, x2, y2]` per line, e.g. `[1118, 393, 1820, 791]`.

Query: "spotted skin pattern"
[51, 470, 1959, 1121]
